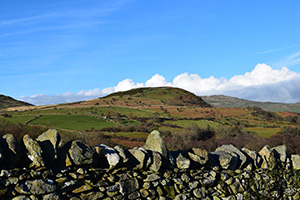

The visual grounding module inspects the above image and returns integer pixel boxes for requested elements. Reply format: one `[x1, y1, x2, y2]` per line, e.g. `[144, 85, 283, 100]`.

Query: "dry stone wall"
[0, 129, 300, 199]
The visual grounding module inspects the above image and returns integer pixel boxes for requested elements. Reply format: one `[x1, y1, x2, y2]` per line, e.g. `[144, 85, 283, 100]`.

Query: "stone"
[42, 193, 61, 200]
[143, 130, 168, 159]
[209, 151, 238, 170]
[114, 145, 129, 163]
[259, 145, 277, 169]
[272, 145, 287, 163]
[128, 147, 151, 170]
[176, 153, 190, 169]
[291, 154, 300, 170]
[16, 179, 57, 195]
[229, 179, 244, 194]
[96, 144, 120, 169]
[0, 134, 21, 169]
[216, 144, 248, 168]
[69, 140, 97, 166]
[140, 188, 149, 198]
[36, 129, 62, 166]
[123, 178, 139, 194]
[22, 134, 45, 168]
[150, 151, 163, 172]
[12, 196, 31, 200]
[145, 174, 160, 182]
[80, 191, 105, 200]
[242, 147, 262, 168]
[174, 194, 188, 200]
[128, 191, 140, 199]
[193, 188, 205, 198]
[188, 150, 207, 166]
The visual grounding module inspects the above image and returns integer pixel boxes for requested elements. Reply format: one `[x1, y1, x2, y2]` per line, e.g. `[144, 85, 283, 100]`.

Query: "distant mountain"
[104, 87, 212, 107]
[0, 94, 33, 109]
[201, 95, 300, 113]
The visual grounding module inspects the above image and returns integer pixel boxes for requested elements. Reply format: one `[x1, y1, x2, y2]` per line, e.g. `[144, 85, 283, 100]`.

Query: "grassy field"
[165, 119, 219, 129]
[245, 127, 282, 138]
[22, 114, 116, 131]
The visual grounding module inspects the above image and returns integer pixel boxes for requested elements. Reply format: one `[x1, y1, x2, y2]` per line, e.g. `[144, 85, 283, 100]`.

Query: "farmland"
[1, 87, 300, 153]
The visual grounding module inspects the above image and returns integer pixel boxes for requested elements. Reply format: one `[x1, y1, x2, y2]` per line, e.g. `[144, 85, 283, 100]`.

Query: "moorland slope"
[0, 94, 33, 109]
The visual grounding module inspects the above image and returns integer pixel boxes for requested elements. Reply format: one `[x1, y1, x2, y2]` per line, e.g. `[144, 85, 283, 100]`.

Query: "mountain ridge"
[201, 95, 300, 113]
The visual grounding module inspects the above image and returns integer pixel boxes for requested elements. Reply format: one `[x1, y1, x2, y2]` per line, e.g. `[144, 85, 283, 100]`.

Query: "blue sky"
[2, 0, 300, 105]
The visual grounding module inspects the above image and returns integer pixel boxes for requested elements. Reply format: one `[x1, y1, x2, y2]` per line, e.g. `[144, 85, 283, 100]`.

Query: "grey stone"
[42, 193, 61, 200]
[11, 196, 31, 200]
[22, 134, 45, 168]
[242, 147, 262, 168]
[128, 147, 151, 170]
[1, 134, 21, 169]
[123, 178, 139, 195]
[69, 140, 97, 166]
[291, 154, 300, 170]
[96, 144, 120, 169]
[114, 145, 128, 163]
[259, 145, 272, 169]
[272, 145, 287, 163]
[174, 194, 188, 200]
[143, 130, 168, 159]
[16, 179, 57, 195]
[150, 151, 163, 172]
[188, 148, 208, 165]
[216, 144, 247, 168]
[145, 174, 160, 182]
[209, 151, 238, 170]
[176, 153, 190, 169]
[36, 129, 62, 166]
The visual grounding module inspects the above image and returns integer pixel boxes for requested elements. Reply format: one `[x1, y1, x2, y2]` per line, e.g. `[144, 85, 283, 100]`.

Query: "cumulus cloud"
[20, 63, 300, 105]
[145, 74, 172, 87]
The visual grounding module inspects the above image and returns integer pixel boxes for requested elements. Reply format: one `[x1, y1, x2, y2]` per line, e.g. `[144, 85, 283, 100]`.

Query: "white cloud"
[114, 79, 144, 92]
[145, 74, 171, 87]
[20, 63, 300, 105]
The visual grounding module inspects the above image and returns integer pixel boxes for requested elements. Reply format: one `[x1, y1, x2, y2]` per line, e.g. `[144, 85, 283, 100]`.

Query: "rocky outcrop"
[0, 129, 299, 199]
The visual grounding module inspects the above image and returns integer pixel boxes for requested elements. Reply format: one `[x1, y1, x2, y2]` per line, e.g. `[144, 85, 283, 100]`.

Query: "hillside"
[201, 95, 300, 113]
[0, 94, 33, 109]
[104, 87, 212, 107]
[2, 87, 300, 153]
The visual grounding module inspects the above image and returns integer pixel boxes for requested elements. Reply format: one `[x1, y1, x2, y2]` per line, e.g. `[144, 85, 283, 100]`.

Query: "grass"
[3, 115, 37, 125]
[245, 127, 282, 138]
[165, 119, 219, 129]
[27, 114, 116, 131]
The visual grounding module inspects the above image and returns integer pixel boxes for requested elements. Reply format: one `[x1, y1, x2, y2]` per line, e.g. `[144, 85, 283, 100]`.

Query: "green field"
[20, 114, 116, 131]
[165, 119, 219, 129]
[245, 127, 282, 138]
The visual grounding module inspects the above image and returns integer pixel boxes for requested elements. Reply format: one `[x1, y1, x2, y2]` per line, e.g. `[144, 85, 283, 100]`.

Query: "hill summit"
[104, 87, 211, 107]
[0, 94, 33, 109]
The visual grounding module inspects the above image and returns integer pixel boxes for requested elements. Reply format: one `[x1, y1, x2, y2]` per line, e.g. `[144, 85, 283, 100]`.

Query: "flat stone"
[16, 179, 57, 195]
